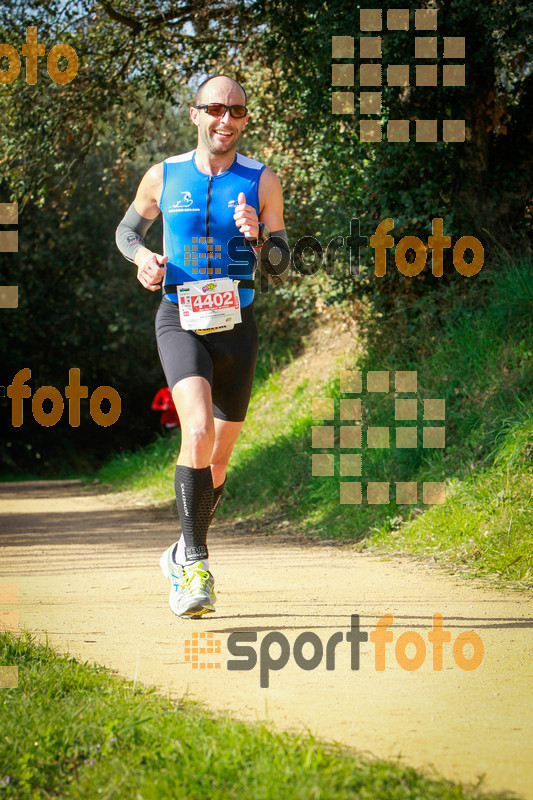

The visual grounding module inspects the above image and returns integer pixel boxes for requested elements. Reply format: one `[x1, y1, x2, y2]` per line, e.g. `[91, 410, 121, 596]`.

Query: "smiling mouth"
[213, 129, 234, 138]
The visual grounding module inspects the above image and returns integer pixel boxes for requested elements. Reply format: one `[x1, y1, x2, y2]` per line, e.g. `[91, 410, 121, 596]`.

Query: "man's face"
[190, 79, 248, 155]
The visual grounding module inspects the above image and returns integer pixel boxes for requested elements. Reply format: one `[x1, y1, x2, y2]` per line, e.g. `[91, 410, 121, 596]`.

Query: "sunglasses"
[195, 103, 248, 119]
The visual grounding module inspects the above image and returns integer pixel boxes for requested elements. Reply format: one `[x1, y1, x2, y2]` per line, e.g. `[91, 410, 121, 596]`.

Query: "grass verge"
[0, 632, 517, 800]
[96, 256, 533, 587]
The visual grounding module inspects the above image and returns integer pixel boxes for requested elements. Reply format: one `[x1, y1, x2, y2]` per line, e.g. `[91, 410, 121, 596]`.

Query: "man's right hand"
[134, 247, 168, 291]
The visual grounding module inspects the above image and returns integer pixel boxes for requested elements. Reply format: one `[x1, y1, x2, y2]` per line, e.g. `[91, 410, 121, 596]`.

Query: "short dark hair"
[194, 75, 247, 107]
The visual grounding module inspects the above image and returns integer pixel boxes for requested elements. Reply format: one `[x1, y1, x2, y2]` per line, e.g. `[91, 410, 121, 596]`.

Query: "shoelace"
[183, 568, 212, 595]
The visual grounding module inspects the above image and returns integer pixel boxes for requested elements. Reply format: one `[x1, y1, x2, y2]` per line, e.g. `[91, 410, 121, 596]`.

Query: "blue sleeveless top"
[158, 149, 266, 307]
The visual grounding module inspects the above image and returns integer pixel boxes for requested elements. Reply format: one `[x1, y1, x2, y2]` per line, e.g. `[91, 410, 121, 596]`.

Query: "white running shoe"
[160, 543, 216, 617]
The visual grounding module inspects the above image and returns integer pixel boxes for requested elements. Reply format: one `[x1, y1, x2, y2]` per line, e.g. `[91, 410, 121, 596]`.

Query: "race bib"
[177, 278, 242, 333]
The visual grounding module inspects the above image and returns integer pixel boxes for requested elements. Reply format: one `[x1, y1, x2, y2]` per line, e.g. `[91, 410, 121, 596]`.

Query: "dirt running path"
[1, 480, 532, 798]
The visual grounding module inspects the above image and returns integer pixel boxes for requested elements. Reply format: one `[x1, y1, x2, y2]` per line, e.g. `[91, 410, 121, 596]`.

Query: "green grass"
[369, 456, 533, 584]
[96, 433, 179, 499]
[96, 256, 533, 587]
[0, 632, 517, 800]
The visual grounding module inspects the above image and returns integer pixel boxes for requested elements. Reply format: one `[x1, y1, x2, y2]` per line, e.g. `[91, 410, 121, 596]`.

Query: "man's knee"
[210, 453, 230, 473]
[182, 422, 215, 454]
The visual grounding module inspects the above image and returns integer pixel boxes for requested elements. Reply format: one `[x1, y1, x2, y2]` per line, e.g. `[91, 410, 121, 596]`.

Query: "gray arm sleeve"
[115, 202, 157, 263]
[257, 229, 291, 285]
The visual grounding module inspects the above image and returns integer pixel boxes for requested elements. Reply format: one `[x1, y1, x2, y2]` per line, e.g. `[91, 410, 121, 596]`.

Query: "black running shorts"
[155, 297, 259, 422]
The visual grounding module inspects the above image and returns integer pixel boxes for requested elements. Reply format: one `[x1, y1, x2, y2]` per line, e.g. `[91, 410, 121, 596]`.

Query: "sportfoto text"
[229, 217, 483, 280]
[227, 614, 484, 688]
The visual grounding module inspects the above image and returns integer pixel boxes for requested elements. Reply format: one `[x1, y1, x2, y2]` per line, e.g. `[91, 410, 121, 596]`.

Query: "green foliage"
[370, 461, 533, 585]
[0, 0, 262, 204]
[0, 632, 516, 799]
[96, 433, 178, 495]
[303, 254, 532, 586]
[1, 0, 532, 476]
[243, 0, 533, 309]
[0, 97, 198, 476]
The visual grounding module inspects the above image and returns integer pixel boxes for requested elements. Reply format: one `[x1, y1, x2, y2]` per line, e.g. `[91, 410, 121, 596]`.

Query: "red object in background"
[151, 387, 180, 429]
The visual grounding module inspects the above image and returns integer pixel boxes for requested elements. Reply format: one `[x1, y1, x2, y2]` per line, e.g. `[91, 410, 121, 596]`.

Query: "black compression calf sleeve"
[209, 480, 226, 527]
[174, 465, 214, 562]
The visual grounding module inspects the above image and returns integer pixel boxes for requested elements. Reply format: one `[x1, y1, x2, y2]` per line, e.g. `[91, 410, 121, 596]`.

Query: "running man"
[116, 75, 290, 617]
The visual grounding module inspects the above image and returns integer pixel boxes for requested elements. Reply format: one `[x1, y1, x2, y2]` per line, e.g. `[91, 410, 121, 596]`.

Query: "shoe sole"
[160, 548, 216, 618]
[180, 603, 215, 617]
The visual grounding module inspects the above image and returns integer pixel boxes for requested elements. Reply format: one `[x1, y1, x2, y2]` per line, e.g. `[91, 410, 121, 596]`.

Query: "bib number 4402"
[191, 291, 235, 311]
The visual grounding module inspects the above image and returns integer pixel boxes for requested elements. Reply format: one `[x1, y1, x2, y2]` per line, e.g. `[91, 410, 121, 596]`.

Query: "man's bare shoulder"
[142, 161, 164, 187]
[258, 166, 283, 200]
[257, 165, 284, 227]
[134, 162, 165, 215]
[260, 165, 281, 185]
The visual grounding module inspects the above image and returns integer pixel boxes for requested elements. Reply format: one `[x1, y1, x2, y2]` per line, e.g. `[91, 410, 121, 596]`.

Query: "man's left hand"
[233, 191, 259, 239]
